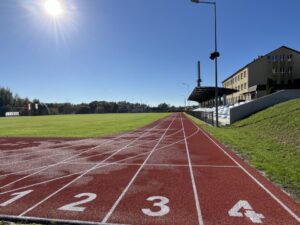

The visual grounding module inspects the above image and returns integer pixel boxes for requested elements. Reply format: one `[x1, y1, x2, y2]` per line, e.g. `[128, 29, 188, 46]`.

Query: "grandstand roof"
[188, 86, 237, 103]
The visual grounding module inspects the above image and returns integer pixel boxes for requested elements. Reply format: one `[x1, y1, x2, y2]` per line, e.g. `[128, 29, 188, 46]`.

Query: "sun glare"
[44, 0, 64, 18]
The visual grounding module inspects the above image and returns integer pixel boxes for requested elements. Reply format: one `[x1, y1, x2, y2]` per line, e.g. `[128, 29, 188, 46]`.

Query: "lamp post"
[191, 0, 220, 127]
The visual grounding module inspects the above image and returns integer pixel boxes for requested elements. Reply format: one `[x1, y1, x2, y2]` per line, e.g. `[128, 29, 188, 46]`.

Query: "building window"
[280, 55, 285, 61]
[244, 71, 246, 78]
[241, 84, 243, 90]
[288, 67, 293, 74]
[244, 83, 247, 89]
[272, 55, 278, 62]
[272, 67, 278, 74]
[287, 54, 293, 62]
[280, 67, 285, 74]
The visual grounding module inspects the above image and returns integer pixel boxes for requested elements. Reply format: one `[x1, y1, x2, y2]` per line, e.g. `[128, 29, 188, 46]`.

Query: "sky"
[0, 0, 299, 106]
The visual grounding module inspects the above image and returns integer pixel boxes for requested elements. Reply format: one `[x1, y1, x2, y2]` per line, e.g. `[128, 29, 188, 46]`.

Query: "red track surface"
[0, 113, 299, 225]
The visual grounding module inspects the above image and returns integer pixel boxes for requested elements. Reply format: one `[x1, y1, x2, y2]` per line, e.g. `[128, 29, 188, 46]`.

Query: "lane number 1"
[0, 190, 33, 207]
[142, 196, 170, 217]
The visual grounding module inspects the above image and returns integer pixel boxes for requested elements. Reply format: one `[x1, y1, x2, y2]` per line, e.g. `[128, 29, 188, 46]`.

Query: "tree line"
[0, 87, 184, 117]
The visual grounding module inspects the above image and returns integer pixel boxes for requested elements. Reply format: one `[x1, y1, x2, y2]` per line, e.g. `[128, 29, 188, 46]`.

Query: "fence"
[230, 89, 300, 124]
[187, 111, 214, 126]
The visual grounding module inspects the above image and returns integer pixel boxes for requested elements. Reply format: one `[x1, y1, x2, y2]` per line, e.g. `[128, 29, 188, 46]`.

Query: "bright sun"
[44, 0, 64, 18]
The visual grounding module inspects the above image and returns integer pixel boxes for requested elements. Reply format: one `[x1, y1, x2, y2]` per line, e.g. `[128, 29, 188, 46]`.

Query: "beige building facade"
[222, 46, 300, 105]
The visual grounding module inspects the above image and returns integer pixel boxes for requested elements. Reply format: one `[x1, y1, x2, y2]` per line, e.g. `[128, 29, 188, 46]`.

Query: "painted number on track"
[142, 196, 170, 217]
[0, 190, 33, 207]
[228, 200, 265, 224]
[58, 193, 97, 212]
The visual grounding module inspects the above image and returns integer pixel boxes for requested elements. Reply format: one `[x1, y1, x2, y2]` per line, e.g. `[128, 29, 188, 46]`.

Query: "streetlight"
[191, 0, 220, 127]
[182, 82, 190, 108]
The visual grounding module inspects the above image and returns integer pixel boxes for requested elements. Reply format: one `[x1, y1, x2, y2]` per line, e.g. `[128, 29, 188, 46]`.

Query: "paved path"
[0, 113, 299, 225]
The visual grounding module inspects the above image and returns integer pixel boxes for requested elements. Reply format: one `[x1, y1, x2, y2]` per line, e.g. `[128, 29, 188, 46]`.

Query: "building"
[222, 46, 300, 105]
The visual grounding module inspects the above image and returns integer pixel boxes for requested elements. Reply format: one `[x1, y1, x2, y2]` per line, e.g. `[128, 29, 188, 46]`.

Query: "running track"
[0, 113, 299, 225]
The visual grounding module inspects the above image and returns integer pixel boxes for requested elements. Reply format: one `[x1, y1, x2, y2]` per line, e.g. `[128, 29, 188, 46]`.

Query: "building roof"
[222, 46, 300, 84]
[188, 86, 237, 103]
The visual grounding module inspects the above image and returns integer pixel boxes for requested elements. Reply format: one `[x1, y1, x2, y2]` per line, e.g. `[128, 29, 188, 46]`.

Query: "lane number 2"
[142, 196, 170, 217]
[228, 200, 265, 224]
[0, 190, 33, 207]
[58, 193, 97, 212]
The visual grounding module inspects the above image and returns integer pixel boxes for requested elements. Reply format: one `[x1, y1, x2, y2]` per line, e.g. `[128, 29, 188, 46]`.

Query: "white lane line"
[181, 113, 204, 225]
[18, 115, 175, 217]
[0, 214, 130, 225]
[0, 116, 196, 196]
[105, 162, 237, 168]
[0, 117, 169, 190]
[0, 139, 99, 159]
[0, 133, 146, 165]
[0, 139, 86, 154]
[66, 128, 183, 164]
[0, 150, 80, 167]
[0, 116, 165, 173]
[186, 115, 300, 223]
[61, 162, 239, 168]
[0, 128, 183, 179]
[0, 145, 162, 196]
[101, 114, 177, 223]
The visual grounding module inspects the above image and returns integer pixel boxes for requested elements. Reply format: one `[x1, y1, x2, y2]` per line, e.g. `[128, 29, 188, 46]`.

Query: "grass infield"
[0, 113, 170, 138]
[187, 98, 300, 202]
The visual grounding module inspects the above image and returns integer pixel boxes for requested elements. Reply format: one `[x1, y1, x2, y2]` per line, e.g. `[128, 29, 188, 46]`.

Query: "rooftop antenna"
[197, 61, 202, 87]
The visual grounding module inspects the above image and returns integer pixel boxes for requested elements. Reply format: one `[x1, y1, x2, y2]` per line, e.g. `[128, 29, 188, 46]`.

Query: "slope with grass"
[187, 98, 300, 201]
[0, 113, 169, 138]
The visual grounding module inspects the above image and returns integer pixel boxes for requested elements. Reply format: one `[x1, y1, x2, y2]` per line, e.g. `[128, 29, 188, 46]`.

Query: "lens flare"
[44, 0, 64, 18]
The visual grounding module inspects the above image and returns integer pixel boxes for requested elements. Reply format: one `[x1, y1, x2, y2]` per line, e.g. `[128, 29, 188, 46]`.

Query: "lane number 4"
[142, 196, 170, 217]
[228, 200, 265, 224]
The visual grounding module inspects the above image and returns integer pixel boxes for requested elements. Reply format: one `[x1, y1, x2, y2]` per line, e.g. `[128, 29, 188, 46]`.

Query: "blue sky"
[0, 0, 299, 106]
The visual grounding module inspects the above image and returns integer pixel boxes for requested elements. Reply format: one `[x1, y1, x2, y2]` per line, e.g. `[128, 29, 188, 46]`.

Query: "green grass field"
[0, 113, 170, 138]
[187, 98, 300, 201]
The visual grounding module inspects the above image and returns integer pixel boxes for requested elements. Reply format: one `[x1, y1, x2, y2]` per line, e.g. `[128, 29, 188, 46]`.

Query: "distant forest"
[0, 87, 185, 117]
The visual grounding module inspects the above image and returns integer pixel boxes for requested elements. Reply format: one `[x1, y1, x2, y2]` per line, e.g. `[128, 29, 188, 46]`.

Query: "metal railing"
[187, 111, 215, 126]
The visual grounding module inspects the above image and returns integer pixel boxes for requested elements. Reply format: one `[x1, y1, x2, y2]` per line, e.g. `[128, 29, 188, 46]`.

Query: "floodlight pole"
[191, 0, 219, 127]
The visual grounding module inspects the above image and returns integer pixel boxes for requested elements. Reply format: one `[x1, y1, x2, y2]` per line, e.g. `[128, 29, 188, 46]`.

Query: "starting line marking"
[188, 116, 300, 223]
[61, 162, 240, 168]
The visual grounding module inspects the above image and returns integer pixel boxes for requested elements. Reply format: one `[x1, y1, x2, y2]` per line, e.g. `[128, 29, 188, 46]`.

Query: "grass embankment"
[187, 99, 300, 201]
[0, 113, 170, 138]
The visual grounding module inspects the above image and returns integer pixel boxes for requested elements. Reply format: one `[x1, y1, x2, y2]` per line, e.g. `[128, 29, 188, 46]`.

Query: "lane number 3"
[142, 196, 170, 217]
